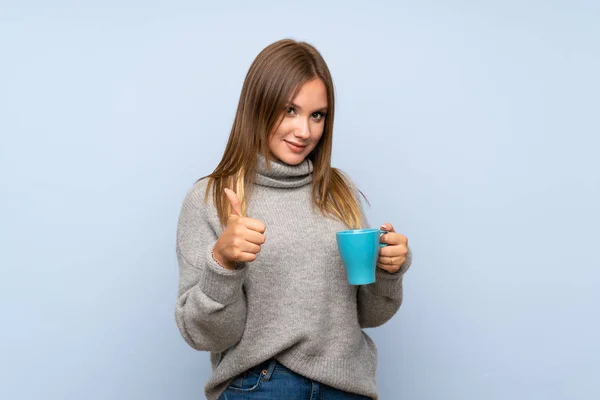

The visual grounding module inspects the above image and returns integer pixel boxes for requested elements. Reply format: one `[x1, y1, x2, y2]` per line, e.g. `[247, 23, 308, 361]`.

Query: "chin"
[272, 150, 307, 165]
[280, 155, 307, 165]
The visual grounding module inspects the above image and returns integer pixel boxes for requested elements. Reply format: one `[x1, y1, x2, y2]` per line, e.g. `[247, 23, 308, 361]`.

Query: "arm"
[174, 181, 247, 352]
[350, 181, 413, 328]
[357, 247, 412, 328]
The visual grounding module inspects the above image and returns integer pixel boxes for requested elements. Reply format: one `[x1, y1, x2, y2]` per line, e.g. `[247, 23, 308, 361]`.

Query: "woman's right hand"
[213, 188, 266, 270]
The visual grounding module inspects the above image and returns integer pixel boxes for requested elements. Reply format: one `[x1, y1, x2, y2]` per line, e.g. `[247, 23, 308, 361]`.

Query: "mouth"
[284, 140, 307, 152]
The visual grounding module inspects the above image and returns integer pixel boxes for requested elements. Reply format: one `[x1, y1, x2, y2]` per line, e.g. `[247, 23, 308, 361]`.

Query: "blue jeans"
[219, 359, 372, 400]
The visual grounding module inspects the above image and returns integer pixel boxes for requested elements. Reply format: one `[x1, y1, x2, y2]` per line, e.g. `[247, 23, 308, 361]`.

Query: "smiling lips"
[285, 140, 307, 153]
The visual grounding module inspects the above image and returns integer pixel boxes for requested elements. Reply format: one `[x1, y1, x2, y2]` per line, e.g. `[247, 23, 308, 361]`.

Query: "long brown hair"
[202, 38, 367, 228]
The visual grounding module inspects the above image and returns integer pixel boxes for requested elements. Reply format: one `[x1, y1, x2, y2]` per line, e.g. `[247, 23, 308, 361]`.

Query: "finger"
[378, 256, 405, 268]
[377, 254, 406, 265]
[239, 241, 262, 254]
[224, 188, 243, 217]
[379, 232, 396, 246]
[379, 222, 396, 245]
[380, 222, 396, 233]
[378, 245, 406, 257]
[380, 232, 408, 246]
[244, 229, 266, 245]
[376, 262, 396, 273]
[240, 217, 267, 234]
[378, 256, 394, 265]
[237, 252, 258, 263]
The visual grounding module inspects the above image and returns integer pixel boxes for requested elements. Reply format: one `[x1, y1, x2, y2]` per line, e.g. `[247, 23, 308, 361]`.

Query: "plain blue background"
[1, 1, 599, 399]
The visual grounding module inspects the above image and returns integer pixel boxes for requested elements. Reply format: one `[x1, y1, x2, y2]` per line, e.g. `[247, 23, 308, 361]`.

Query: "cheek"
[269, 122, 288, 149]
[268, 125, 283, 146]
[311, 124, 325, 142]
[272, 120, 291, 138]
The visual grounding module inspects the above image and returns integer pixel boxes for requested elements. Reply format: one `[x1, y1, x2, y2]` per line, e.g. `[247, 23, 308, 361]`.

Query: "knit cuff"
[399, 245, 412, 274]
[198, 242, 247, 305]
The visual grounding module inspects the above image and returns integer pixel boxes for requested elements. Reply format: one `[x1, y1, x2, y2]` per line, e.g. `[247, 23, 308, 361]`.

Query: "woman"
[175, 38, 412, 400]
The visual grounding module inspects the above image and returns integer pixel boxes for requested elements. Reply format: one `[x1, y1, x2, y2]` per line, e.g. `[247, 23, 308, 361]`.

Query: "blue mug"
[336, 228, 389, 285]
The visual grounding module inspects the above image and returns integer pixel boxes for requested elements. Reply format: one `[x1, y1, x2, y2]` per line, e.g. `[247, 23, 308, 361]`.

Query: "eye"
[312, 112, 326, 122]
[286, 106, 297, 116]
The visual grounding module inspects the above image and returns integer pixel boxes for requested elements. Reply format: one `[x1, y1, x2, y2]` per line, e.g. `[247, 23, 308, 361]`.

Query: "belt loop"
[262, 359, 277, 382]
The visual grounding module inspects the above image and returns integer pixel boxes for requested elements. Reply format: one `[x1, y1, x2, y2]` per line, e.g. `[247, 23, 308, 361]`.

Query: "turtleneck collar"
[254, 153, 313, 189]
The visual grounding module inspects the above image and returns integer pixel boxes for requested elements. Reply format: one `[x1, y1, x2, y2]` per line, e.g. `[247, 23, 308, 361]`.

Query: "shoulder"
[177, 177, 221, 236]
[179, 177, 215, 219]
[186, 176, 210, 198]
[183, 177, 213, 203]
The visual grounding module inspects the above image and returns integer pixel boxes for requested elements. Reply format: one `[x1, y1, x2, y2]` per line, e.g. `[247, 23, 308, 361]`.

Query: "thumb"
[380, 222, 396, 233]
[224, 188, 243, 217]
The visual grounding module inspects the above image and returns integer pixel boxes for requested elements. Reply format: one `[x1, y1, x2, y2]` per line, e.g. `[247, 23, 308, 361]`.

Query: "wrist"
[212, 246, 236, 270]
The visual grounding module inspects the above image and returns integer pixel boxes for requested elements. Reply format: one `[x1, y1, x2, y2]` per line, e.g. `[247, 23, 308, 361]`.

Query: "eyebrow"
[290, 102, 328, 113]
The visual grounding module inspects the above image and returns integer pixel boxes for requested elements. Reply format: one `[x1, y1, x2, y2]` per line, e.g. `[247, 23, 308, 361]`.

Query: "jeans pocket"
[226, 367, 264, 392]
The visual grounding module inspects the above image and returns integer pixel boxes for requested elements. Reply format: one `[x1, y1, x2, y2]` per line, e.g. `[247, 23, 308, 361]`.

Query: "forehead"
[291, 78, 328, 106]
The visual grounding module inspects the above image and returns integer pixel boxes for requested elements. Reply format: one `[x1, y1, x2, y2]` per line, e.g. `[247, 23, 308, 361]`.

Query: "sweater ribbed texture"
[175, 154, 412, 400]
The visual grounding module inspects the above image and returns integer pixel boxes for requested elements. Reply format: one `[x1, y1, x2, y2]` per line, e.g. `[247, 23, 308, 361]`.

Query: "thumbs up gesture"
[212, 188, 267, 270]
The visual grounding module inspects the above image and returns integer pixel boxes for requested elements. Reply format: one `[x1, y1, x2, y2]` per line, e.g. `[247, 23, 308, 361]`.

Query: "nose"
[294, 118, 310, 140]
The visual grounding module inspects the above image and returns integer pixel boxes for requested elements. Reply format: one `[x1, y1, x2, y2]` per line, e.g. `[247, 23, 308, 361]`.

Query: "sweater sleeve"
[357, 246, 412, 328]
[350, 180, 413, 329]
[174, 180, 248, 352]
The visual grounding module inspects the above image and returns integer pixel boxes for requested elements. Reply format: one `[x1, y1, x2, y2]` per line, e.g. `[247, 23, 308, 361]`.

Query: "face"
[268, 78, 328, 165]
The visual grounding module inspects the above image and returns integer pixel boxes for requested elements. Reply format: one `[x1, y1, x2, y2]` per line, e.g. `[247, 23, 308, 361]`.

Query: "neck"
[254, 153, 313, 189]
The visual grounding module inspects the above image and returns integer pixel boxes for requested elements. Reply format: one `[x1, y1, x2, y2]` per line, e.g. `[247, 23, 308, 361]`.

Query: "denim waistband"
[252, 358, 283, 381]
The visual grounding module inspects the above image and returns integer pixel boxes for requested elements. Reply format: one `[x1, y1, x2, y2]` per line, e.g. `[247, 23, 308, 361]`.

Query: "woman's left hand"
[377, 222, 409, 273]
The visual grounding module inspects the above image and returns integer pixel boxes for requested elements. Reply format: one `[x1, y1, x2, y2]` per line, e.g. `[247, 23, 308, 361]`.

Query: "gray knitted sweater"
[175, 154, 412, 400]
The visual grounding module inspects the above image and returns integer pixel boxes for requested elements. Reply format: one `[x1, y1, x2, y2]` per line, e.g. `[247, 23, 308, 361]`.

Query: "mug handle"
[379, 229, 390, 248]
